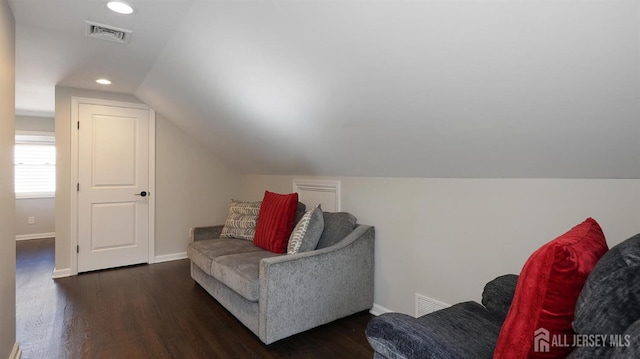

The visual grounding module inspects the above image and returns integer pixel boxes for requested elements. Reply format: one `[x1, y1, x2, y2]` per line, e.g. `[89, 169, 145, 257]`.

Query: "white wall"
[241, 175, 640, 315]
[15, 115, 54, 132]
[0, 0, 17, 356]
[155, 114, 240, 258]
[55, 87, 242, 271]
[15, 198, 55, 239]
[15, 115, 55, 239]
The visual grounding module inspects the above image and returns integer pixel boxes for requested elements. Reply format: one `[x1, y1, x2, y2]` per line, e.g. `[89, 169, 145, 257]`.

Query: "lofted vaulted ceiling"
[10, 0, 640, 178]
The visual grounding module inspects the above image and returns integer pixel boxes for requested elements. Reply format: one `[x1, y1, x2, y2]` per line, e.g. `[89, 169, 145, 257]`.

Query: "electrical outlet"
[27, 216, 35, 224]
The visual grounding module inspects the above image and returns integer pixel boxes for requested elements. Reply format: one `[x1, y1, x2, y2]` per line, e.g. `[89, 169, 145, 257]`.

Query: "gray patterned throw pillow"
[220, 200, 262, 240]
[287, 205, 324, 254]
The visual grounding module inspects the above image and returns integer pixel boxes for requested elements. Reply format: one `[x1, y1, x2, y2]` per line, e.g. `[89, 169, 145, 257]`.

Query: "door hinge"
[77, 121, 80, 130]
[77, 183, 80, 191]
[77, 245, 79, 253]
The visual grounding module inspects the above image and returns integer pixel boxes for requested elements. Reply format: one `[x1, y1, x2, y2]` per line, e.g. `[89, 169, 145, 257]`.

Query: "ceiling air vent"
[85, 21, 132, 44]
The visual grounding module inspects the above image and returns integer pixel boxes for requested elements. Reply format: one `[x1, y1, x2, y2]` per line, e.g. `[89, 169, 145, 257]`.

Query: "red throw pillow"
[253, 191, 299, 253]
[494, 217, 608, 359]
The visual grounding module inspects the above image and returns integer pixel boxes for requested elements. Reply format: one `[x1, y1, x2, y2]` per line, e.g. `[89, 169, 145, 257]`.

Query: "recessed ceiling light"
[107, 1, 134, 15]
[96, 79, 112, 85]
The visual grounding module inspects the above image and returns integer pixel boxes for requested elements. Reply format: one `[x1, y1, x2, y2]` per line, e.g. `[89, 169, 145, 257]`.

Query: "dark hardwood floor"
[16, 238, 375, 359]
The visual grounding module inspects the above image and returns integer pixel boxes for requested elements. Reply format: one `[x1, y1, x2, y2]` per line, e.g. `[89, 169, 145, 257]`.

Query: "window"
[15, 132, 56, 198]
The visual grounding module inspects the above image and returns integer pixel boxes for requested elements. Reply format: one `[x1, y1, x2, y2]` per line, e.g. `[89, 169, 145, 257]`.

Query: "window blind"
[15, 134, 56, 197]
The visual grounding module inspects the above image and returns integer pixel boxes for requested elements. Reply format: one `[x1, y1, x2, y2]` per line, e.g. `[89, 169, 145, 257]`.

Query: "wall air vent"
[85, 21, 132, 44]
[416, 293, 449, 317]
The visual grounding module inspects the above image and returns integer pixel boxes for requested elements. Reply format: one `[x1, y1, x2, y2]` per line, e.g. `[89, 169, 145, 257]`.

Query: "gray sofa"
[366, 232, 640, 358]
[187, 211, 375, 345]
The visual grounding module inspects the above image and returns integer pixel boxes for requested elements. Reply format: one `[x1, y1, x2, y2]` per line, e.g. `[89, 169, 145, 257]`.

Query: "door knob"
[135, 191, 148, 197]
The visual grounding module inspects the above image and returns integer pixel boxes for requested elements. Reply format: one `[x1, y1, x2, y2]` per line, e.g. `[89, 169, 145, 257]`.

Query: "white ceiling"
[10, 0, 640, 178]
[10, 0, 194, 115]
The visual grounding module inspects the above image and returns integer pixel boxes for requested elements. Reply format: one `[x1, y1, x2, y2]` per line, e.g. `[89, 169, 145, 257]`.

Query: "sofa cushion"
[567, 316, 640, 358]
[316, 212, 357, 249]
[295, 202, 306, 224]
[573, 233, 640, 338]
[254, 191, 299, 253]
[288, 205, 324, 254]
[187, 238, 263, 275]
[611, 318, 640, 358]
[481, 274, 518, 322]
[367, 302, 504, 359]
[494, 218, 608, 359]
[220, 200, 262, 240]
[210, 251, 282, 302]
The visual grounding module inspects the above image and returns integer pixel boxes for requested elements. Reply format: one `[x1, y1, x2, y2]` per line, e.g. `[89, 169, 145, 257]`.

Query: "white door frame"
[70, 96, 156, 276]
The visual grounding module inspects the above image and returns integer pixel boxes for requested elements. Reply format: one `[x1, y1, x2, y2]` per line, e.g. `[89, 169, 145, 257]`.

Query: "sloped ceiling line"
[12, 0, 640, 178]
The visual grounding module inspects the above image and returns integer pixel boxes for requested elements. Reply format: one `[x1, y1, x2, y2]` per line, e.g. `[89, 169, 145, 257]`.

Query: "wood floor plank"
[16, 238, 375, 358]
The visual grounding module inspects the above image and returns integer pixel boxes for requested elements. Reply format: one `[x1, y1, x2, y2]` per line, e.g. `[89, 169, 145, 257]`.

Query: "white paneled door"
[77, 103, 152, 273]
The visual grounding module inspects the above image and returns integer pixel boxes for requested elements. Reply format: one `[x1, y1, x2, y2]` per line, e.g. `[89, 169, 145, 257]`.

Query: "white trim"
[293, 179, 341, 212]
[70, 97, 156, 275]
[370, 303, 393, 316]
[16, 232, 55, 241]
[70, 97, 151, 111]
[154, 252, 187, 263]
[52, 267, 72, 279]
[70, 98, 79, 275]
[147, 109, 156, 264]
[15, 108, 55, 118]
[15, 192, 55, 199]
[9, 342, 21, 359]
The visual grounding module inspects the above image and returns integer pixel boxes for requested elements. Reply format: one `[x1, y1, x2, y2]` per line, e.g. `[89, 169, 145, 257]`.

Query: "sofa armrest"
[258, 224, 375, 344]
[191, 225, 224, 242]
[367, 302, 505, 359]
[481, 274, 518, 320]
[367, 313, 456, 359]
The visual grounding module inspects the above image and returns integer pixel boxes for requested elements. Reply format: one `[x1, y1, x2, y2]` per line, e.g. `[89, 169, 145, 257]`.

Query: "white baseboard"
[154, 252, 187, 263]
[9, 342, 21, 359]
[16, 232, 55, 241]
[51, 253, 187, 278]
[370, 303, 393, 316]
[52, 267, 72, 279]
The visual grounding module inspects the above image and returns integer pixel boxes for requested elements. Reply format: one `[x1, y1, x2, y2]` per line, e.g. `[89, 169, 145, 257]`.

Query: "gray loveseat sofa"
[187, 210, 375, 345]
[366, 232, 640, 358]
